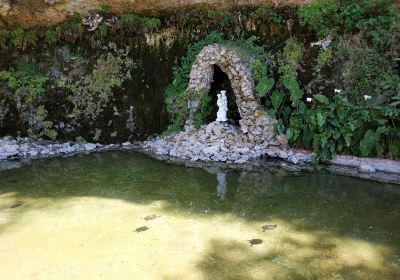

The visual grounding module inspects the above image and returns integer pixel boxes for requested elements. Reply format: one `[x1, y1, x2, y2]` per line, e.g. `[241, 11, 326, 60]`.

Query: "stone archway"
[186, 44, 276, 142]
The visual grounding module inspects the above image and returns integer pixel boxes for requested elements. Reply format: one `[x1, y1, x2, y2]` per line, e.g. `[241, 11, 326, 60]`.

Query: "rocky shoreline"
[1, 135, 399, 185]
[0, 136, 138, 169]
[139, 147, 400, 185]
[142, 121, 310, 164]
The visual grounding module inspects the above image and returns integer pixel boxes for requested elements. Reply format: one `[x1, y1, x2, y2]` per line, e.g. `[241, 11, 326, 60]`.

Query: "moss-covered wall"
[0, 7, 298, 142]
[0, 0, 313, 28]
[0, 1, 398, 162]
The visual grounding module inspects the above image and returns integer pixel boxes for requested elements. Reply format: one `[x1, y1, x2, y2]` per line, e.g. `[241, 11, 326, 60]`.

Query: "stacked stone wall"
[186, 44, 276, 143]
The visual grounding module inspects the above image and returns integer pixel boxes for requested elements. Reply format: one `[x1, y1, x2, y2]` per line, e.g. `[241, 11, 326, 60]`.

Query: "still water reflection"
[216, 172, 227, 200]
[0, 151, 399, 279]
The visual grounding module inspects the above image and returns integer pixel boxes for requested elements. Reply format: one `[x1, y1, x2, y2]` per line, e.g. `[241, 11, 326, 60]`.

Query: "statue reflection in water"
[217, 172, 227, 200]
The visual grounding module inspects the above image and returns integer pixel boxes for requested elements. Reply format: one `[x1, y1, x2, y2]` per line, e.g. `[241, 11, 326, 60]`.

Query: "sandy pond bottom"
[0, 151, 399, 279]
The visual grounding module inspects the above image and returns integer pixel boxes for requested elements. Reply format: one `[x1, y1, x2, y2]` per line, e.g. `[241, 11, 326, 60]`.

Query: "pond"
[0, 151, 399, 279]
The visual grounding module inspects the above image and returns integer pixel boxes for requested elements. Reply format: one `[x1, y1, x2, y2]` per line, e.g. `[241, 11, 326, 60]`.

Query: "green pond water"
[0, 151, 399, 279]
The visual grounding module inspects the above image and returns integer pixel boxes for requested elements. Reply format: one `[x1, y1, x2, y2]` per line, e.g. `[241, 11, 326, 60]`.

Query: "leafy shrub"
[44, 28, 59, 45]
[250, 5, 284, 25]
[119, 13, 161, 31]
[265, 34, 399, 160]
[298, 0, 399, 52]
[0, 63, 57, 139]
[298, 0, 340, 38]
[276, 38, 304, 80]
[57, 47, 132, 131]
[339, 45, 395, 102]
[0, 12, 161, 56]
[278, 92, 399, 160]
[220, 16, 233, 28]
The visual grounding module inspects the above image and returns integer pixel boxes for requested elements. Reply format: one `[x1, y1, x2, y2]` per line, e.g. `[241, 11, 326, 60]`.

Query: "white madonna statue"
[216, 90, 228, 122]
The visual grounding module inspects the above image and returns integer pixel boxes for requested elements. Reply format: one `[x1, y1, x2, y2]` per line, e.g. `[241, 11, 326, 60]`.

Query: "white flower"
[364, 95, 372, 100]
[334, 89, 342, 93]
[306, 97, 313, 102]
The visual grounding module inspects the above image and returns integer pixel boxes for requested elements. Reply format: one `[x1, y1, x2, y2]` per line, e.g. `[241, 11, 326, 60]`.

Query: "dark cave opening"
[207, 65, 241, 125]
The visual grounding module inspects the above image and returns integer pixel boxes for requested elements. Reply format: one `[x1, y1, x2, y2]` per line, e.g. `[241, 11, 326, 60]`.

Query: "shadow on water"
[0, 151, 399, 278]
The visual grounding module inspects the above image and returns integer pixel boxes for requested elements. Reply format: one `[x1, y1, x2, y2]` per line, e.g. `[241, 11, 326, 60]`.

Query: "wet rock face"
[0, 0, 312, 28]
[0, 136, 137, 162]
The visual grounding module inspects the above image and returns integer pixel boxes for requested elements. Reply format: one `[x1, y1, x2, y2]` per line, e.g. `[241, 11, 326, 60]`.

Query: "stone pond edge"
[0, 136, 399, 185]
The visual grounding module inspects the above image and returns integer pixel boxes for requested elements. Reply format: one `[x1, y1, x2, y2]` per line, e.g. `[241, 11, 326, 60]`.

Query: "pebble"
[359, 164, 376, 173]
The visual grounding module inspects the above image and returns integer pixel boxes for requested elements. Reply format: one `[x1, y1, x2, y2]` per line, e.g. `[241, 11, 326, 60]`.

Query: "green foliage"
[57, 47, 132, 129]
[313, 45, 333, 74]
[44, 28, 59, 45]
[193, 93, 212, 129]
[360, 129, 380, 157]
[283, 78, 303, 106]
[270, 90, 284, 111]
[74, 136, 87, 145]
[0, 12, 161, 55]
[202, 9, 220, 20]
[269, 32, 400, 160]
[0, 63, 57, 139]
[340, 45, 395, 102]
[256, 76, 274, 97]
[298, 0, 400, 52]
[314, 94, 329, 105]
[120, 13, 160, 31]
[28, 105, 57, 140]
[251, 58, 274, 98]
[99, 4, 111, 15]
[250, 59, 267, 82]
[220, 16, 233, 28]
[250, 6, 270, 23]
[282, 94, 399, 160]
[0, 28, 9, 49]
[298, 0, 340, 38]
[342, 1, 399, 52]
[277, 38, 304, 80]
[6, 28, 39, 50]
[381, 74, 400, 98]
[250, 6, 284, 24]
[268, 11, 285, 25]
[0, 63, 48, 109]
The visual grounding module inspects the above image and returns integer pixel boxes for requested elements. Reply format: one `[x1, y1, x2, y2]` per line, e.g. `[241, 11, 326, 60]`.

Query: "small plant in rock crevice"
[0, 63, 57, 140]
[57, 45, 133, 137]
